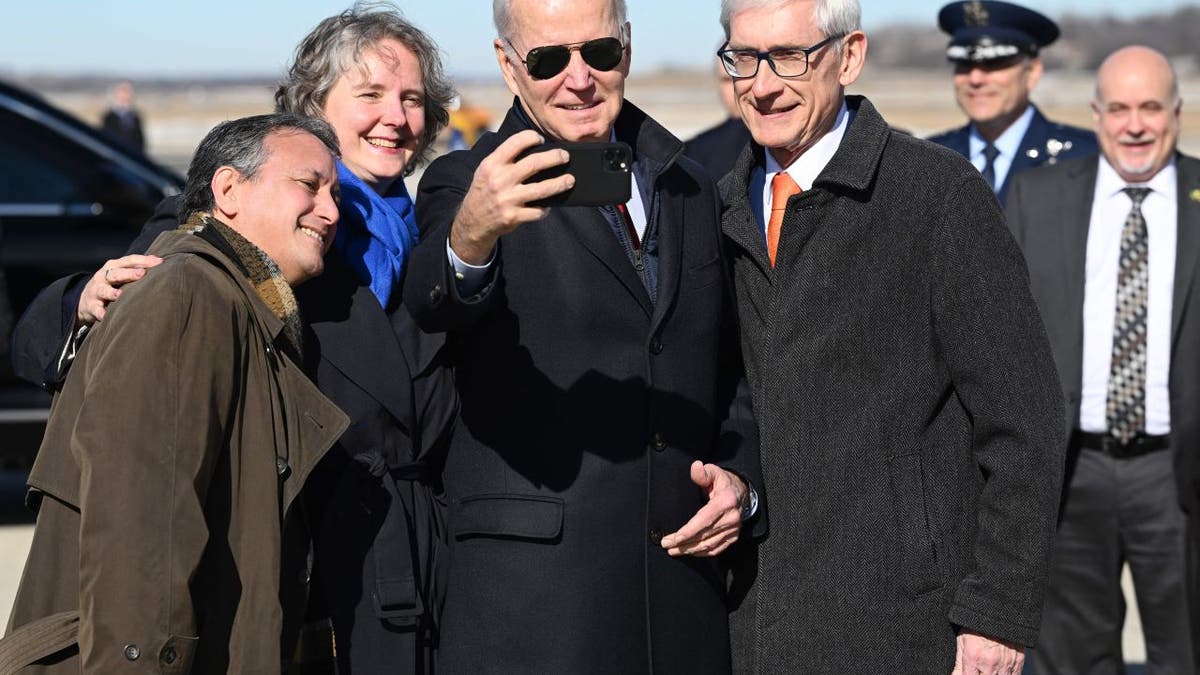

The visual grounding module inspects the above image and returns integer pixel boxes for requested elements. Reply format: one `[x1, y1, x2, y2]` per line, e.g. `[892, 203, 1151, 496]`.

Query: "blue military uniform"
[928, 107, 1096, 202]
[928, 0, 1096, 204]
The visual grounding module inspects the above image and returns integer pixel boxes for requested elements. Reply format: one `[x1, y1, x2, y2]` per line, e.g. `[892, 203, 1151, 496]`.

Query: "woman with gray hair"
[271, 5, 457, 674]
[9, 3, 458, 673]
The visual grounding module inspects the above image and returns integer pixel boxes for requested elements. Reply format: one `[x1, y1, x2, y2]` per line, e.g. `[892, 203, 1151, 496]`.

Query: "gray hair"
[274, 2, 453, 176]
[493, 0, 628, 43]
[719, 0, 861, 48]
[180, 114, 339, 222]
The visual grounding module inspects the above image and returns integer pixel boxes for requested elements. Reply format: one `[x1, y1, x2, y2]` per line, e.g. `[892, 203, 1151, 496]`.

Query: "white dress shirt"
[760, 101, 849, 231]
[1079, 157, 1178, 434]
[968, 104, 1034, 192]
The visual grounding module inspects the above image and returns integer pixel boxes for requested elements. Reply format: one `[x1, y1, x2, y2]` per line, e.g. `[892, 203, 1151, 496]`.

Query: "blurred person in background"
[1, 112, 349, 674]
[685, 45, 751, 182]
[100, 80, 145, 154]
[928, 0, 1095, 205]
[10, 4, 457, 673]
[1005, 45, 1198, 674]
[445, 95, 493, 151]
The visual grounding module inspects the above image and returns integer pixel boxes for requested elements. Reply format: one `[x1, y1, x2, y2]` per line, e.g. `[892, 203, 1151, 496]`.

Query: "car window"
[0, 106, 130, 205]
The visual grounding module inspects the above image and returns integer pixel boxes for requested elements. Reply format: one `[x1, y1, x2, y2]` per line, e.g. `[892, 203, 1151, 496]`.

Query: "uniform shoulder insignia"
[1042, 137, 1075, 164]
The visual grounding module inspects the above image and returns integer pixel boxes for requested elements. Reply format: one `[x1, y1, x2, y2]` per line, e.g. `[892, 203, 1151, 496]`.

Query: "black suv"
[0, 79, 184, 468]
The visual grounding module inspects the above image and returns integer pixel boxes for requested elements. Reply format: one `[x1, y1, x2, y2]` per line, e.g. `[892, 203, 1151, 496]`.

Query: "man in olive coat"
[717, 1, 1065, 673]
[0, 114, 348, 673]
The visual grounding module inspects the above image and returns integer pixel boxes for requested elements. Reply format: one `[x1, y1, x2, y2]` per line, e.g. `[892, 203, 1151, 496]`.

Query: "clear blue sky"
[0, 1, 1192, 79]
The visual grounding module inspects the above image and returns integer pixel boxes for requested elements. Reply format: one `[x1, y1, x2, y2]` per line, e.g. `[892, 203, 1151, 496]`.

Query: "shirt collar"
[764, 100, 850, 190]
[1096, 154, 1178, 201]
[969, 104, 1034, 160]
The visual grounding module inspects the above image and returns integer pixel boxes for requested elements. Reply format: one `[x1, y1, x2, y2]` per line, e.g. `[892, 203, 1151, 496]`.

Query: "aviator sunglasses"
[507, 35, 626, 80]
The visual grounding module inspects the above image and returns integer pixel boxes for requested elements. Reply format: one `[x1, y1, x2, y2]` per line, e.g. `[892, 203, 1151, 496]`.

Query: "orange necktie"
[767, 171, 801, 267]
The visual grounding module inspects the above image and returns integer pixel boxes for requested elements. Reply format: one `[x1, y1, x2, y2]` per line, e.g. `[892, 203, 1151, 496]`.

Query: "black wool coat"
[403, 100, 763, 675]
[721, 96, 1066, 674]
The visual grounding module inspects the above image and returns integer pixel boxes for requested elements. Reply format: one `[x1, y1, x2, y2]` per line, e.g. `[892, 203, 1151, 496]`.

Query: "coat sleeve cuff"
[947, 600, 1041, 648]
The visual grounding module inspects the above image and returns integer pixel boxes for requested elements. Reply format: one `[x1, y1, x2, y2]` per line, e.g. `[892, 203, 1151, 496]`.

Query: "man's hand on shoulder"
[660, 460, 747, 557]
[76, 254, 162, 326]
[951, 630, 1024, 675]
[449, 129, 573, 264]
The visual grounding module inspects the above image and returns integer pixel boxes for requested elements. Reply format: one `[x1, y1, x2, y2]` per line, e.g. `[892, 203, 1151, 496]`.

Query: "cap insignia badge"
[964, 0, 989, 27]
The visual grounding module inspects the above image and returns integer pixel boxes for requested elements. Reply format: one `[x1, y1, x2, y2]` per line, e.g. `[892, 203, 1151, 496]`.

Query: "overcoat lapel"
[559, 205, 653, 317]
[720, 143, 773, 275]
[1172, 155, 1200, 348]
[301, 257, 414, 432]
[650, 188, 684, 331]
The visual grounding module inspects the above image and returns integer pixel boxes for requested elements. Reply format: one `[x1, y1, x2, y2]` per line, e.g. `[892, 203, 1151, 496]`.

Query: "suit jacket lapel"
[1172, 155, 1200, 346]
[1063, 159, 1098, 338]
[300, 258, 413, 431]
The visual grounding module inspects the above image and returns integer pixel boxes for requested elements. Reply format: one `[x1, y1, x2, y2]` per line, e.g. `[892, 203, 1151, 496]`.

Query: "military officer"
[928, 0, 1096, 204]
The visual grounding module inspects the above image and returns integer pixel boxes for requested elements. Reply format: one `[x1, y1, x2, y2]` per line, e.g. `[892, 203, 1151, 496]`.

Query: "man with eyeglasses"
[403, 0, 763, 672]
[716, 1, 1065, 673]
[928, 0, 1096, 205]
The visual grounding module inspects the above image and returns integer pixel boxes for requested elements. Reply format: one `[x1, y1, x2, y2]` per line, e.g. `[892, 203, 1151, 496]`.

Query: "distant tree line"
[870, 6, 1200, 72]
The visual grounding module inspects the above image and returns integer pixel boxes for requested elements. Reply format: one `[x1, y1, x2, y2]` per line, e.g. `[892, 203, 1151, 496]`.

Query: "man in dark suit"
[1005, 45, 1197, 673]
[717, 0, 1065, 673]
[99, 81, 145, 154]
[686, 54, 751, 182]
[927, 1, 1095, 205]
[401, 0, 763, 671]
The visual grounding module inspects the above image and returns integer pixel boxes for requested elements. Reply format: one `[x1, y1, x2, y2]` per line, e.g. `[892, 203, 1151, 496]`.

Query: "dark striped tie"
[981, 143, 1000, 191]
[1106, 187, 1152, 444]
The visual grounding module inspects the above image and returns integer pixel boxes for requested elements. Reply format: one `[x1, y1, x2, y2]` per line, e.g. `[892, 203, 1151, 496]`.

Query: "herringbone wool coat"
[721, 96, 1067, 674]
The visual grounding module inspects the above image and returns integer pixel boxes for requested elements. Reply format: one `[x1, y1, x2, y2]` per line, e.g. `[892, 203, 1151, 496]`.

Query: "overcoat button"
[124, 644, 141, 661]
[650, 433, 666, 452]
[276, 457, 291, 478]
[649, 528, 664, 545]
[429, 285, 444, 304]
[161, 645, 177, 665]
[649, 338, 663, 355]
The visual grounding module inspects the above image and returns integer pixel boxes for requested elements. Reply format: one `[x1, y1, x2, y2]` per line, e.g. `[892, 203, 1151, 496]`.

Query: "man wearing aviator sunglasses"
[506, 34, 626, 81]
[402, 0, 763, 672]
[718, 1, 1065, 674]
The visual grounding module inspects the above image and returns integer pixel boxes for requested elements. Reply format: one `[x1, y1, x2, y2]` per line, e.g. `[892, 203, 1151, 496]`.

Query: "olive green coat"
[4, 229, 348, 674]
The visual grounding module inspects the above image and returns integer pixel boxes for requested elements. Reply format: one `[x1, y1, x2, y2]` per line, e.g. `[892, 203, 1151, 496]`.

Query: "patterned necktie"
[767, 172, 801, 267]
[1106, 187, 1152, 444]
[981, 143, 1000, 191]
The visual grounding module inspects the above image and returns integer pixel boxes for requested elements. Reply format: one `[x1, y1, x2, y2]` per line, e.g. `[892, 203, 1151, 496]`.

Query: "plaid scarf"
[181, 213, 304, 359]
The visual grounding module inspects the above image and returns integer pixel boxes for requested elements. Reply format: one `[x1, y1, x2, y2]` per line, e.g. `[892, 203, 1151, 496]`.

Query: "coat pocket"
[687, 256, 723, 290]
[451, 493, 564, 542]
[886, 451, 942, 597]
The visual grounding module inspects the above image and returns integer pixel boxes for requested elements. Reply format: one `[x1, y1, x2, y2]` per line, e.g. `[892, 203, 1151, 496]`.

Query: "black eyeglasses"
[717, 34, 844, 79]
[506, 36, 626, 80]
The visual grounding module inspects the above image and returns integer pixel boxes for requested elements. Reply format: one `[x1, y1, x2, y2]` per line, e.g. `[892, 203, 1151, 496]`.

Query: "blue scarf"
[332, 160, 419, 308]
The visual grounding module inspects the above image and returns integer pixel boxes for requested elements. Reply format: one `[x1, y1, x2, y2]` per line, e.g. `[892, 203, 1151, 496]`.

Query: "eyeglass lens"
[723, 49, 811, 78]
